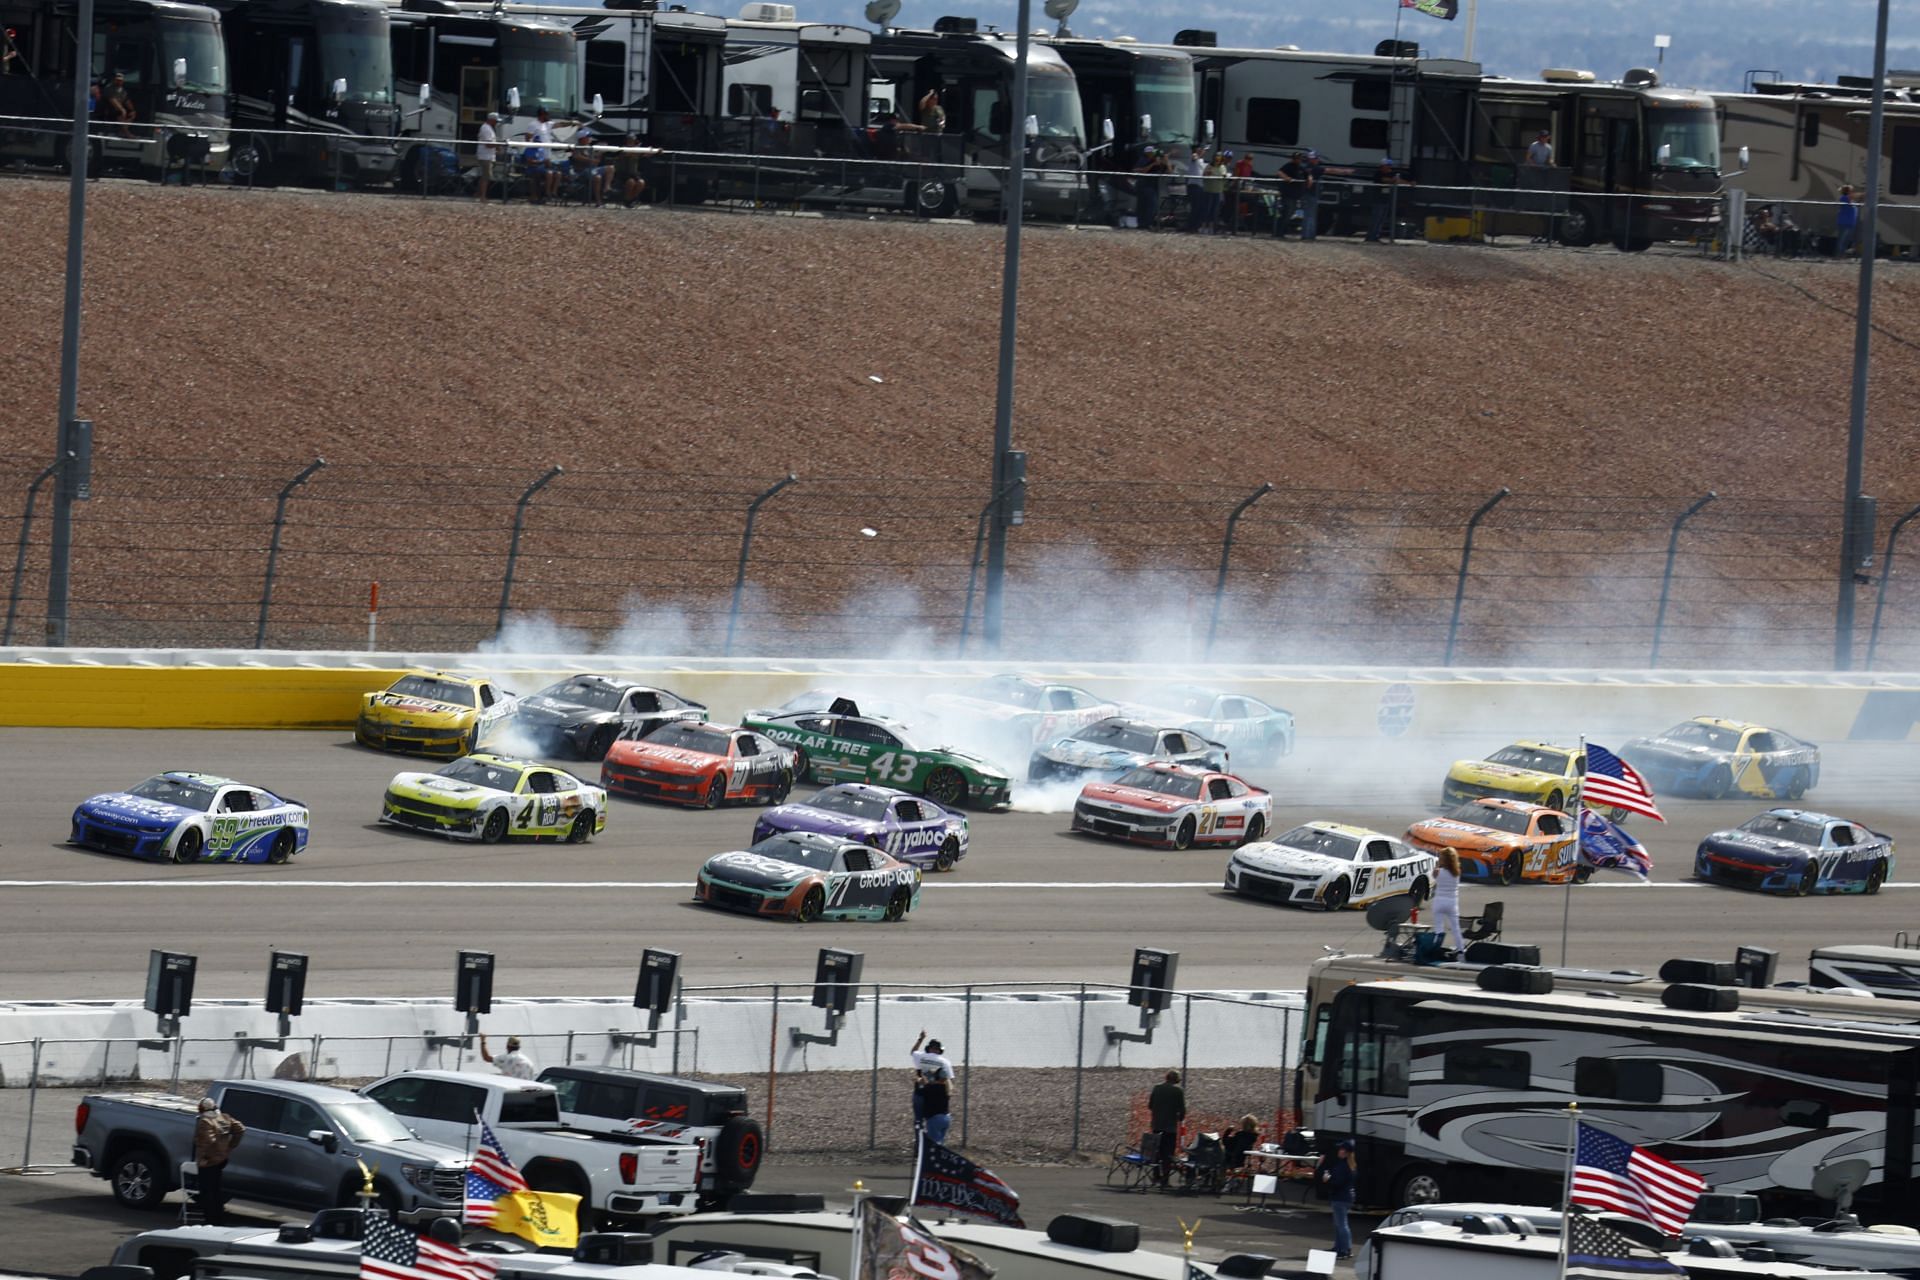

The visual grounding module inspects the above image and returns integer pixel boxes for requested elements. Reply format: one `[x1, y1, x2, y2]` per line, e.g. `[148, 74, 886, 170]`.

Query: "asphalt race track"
[3, 728, 1915, 1000]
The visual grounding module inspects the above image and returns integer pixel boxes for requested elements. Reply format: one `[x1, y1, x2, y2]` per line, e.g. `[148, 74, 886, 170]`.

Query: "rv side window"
[584, 40, 626, 108]
[1351, 78, 1390, 113]
[1350, 118, 1390, 152]
[1305, 1004, 1332, 1067]
[1246, 97, 1301, 147]
[1575, 1057, 1662, 1103]
[1800, 111, 1819, 149]
[728, 84, 773, 118]
[1442, 1045, 1529, 1090]
[1780, 1100, 1831, 1129]
[1892, 124, 1920, 198]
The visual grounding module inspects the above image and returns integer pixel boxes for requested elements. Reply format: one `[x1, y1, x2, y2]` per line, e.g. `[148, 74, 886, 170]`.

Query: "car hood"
[1235, 843, 1351, 875]
[1700, 830, 1811, 864]
[77, 792, 197, 825]
[607, 742, 719, 772]
[362, 693, 475, 727]
[1451, 761, 1561, 786]
[1405, 817, 1529, 852]
[1624, 738, 1723, 764]
[702, 850, 817, 889]
[761, 805, 885, 841]
[387, 773, 505, 805]
[1080, 782, 1189, 814]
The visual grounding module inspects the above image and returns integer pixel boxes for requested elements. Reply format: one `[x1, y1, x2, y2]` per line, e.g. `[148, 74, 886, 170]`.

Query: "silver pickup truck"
[73, 1079, 470, 1214]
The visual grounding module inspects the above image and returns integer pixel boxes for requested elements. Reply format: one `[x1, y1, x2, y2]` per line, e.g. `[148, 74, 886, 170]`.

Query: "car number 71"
[870, 752, 919, 784]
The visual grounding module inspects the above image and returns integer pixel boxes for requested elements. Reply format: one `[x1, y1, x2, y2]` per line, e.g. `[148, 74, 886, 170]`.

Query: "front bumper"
[1224, 860, 1323, 907]
[696, 876, 801, 918]
[357, 716, 470, 758]
[70, 813, 173, 860]
[1696, 848, 1799, 892]
[381, 790, 484, 839]
[603, 761, 707, 804]
[1071, 800, 1176, 845]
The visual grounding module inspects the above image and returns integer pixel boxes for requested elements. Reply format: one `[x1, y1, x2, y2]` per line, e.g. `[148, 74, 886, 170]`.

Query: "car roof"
[162, 771, 240, 787]
[1299, 819, 1395, 841]
[1081, 717, 1166, 735]
[376, 1069, 549, 1091]
[1461, 797, 1554, 815]
[394, 669, 488, 686]
[1763, 807, 1845, 824]
[1130, 760, 1212, 778]
[1505, 740, 1574, 753]
[460, 752, 542, 771]
[750, 829, 869, 852]
[223, 1080, 361, 1102]
[1692, 715, 1765, 732]
[816, 782, 913, 800]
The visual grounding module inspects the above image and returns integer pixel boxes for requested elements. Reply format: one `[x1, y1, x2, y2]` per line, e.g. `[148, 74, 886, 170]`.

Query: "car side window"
[1226, 778, 1249, 797]
[525, 772, 558, 795]
[1367, 839, 1394, 861]
[478, 685, 496, 708]
[1219, 698, 1250, 719]
[1207, 778, 1232, 801]
[870, 725, 903, 748]
[218, 1088, 285, 1133]
[895, 800, 923, 822]
[1537, 814, 1564, 836]
[735, 735, 759, 757]
[841, 849, 874, 872]
[628, 690, 661, 713]
[281, 1099, 328, 1138]
[792, 716, 831, 734]
[1049, 689, 1076, 710]
[428, 1081, 489, 1125]
[1747, 732, 1778, 753]
[219, 789, 255, 813]
[365, 1077, 430, 1117]
[1830, 825, 1857, 846]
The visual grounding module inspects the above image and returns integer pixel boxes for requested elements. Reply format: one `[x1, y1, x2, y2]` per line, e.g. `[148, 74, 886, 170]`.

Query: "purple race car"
[752, 782, 969, 872]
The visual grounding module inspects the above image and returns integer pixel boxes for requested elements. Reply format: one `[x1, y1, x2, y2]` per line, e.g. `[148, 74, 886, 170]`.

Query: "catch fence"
[1, 453, 1915, 670]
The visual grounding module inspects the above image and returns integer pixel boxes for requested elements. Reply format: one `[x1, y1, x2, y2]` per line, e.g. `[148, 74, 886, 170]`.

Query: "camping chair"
[1176, 1132, 1226, 1195]
[1105, 1131, 1156, 1191]
[1462, 900, 1505, 944]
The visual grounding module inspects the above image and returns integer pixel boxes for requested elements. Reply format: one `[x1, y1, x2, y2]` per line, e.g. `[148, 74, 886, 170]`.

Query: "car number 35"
[870, 752, 919, 784]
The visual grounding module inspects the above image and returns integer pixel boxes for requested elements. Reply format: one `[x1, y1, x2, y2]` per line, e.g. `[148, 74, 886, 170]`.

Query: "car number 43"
[869, 752, 919, 784]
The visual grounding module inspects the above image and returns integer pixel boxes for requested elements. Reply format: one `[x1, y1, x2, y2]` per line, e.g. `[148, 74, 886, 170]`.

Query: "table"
[1234, 1147, 1318, 1211]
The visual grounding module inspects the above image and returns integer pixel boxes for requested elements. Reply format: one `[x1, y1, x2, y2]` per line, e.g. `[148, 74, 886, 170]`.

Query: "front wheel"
[1558, 203, 1597, 248]
[567, 811, 594, 844]
[480, 808, 509, 844]
[914, 179, 959, 218]
[587, 726, 617, 760]
[768, 770, 792, 805]
[703, 775, 726, 810]
[796, 885, 825, 923]
[1393, 1164, 1445, 1208]
[925, 767, 967, 808]
[171, 827, 203, 864]
[1171, 816, 1197, 851]
[1499, 854, 1521, 886]
[1795, 863, 1817, 896]
[1704, 766, 1733, 800]
[1323, 877, 1351, 911]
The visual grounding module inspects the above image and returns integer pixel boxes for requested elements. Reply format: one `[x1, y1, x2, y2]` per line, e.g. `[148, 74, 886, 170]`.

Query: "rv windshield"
[319, 6, 393, 103]
[158, 16, 226, 94]
[1026, 61, 1085, 144]
[1132, 54, 1193, 145]
[1647, 106, 1718, 171]
[501, 28, 577, 116]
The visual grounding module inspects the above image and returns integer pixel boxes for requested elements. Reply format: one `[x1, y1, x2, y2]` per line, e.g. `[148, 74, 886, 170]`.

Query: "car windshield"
[963, 678, 1041, 709]
[1737, 814, 1824, 846]
[437, 758, 522, 790]
[1664, 721, 1741, 751]
[540, 679, 626, 712]
[1275, 826, 1361, 860]
[331, 1099, 418, 1144]
[643, 723, 731, 754]
[387, 675, 476, 708]
[1446, 803, 1531, 834]
[1073, 721, 1158, 753]
[746, 836, 840, 871]
[807, 789, 891, 820]
[1486, 746, 1570, 774]
[1647, 106, 1718, 172]
[129, 775, 218, 811]
[1114, 768, 1200, 799]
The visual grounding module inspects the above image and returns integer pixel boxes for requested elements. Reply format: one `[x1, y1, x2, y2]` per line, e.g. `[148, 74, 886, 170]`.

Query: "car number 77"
[870, 752, 918, 784]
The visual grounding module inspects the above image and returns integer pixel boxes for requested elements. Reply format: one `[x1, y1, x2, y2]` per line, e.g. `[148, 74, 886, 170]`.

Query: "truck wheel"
[715, 1116, 765, 1191]
[525, 1164, 596, 1231]
[1394, 1163, 1446, 1207]
[110, 1146, 172, 1210]
[1558, 203, 1597, 248]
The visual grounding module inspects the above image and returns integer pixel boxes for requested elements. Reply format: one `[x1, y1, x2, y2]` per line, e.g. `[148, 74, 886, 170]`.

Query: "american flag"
[1565, 1211, 1685, 1280]
[464, 1118, 527, 1227]
[1582, 745, 1665, 823]
[1570, 1123, 1706, 1237]
[361, 1212, 497, 1280]
[912, 1136, 1025, 1229]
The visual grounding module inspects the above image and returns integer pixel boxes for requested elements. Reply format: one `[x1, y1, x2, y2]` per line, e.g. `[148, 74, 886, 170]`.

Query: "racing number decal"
[870, 752, 919, 784]
[729, 758, 751, 793]
[516, 796, 563, 828]
[1353, 868, 1373, 898]
[1197, 807, 1218, 836]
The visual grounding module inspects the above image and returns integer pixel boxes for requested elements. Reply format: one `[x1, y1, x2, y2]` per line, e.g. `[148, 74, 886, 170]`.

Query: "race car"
[1029, 717, 1228, 784]
[753, 783, 969, 872]
[1694, 808, 1895, 895]
[1621, 717, 1819, 800]
[600, 721, 794, 808]
[1122, 685, 1296, 765]
[741, 699, 1010, 810]
[69, 772, 310, 864]
[695, 831, 922, 922]
[380, 753, 606, 843]
[1070, 762, 1272, 850]
[921, 675, 1122, 765]
[355, 670, 516, 758]
[484, 675, 708, 761]
[1443, 741, 1585, 812]
[1225, 822, 1435, 910]
[770, 687, 917, 722]
[1405, 798, 1582, 885]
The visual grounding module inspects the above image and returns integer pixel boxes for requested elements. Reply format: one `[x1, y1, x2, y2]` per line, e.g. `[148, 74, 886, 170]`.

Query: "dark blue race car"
[752, 782, 968, 872]
[1695, 808, 1895, 895]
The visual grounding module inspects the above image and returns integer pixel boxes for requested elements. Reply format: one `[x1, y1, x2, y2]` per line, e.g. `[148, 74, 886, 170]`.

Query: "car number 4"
[870, 752, 918, 784]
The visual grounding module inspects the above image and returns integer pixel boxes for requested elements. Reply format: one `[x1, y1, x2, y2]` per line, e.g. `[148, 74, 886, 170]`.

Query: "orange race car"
[600, 720, 795, 808]
[1404, 797, 1586, 886]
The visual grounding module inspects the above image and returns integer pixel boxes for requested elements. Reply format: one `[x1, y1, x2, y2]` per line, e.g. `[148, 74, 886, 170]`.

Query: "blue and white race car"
[1621, 716, 1820, 800]
[1695, 808, 1894, 895]
[1122, 685, 1296, 766]
[70, 772, 311, 864]
[1028, 717, 1228, 784]
[753, 782, 968, 872]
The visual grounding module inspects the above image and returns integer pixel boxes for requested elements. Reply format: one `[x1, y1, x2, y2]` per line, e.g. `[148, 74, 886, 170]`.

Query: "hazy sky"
[806, 0, 1919, 93]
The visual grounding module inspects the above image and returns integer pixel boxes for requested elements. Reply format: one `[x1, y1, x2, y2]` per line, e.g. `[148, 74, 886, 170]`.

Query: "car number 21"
[869, 752, 918, 784]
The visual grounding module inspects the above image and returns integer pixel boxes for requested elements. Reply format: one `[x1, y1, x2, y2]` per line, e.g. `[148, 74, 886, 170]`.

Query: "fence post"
[961, 985, 973, 1149]
[254, 457, 325, 648]
[496, 465, 563, 633]
[957, 482, 1019, 657]
[868, 982, 880, 1152]
[20, 1037, 42, 1170]
[1204, 482, 1274, 659]
[1866, 502, 1920, 671]
[1442, 487, 1510, 665]
[1649, 491, 1717, 669]
[1180, 993, 1192, 1088]
[766, 982, 779, 1140]
[3, 462, 58, 646]
[723, 474, 797, 657]
[1071, 983, 1086, 1155]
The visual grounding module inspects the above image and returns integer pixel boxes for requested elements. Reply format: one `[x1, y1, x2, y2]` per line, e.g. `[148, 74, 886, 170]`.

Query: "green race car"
[742, 698, 1011, 810]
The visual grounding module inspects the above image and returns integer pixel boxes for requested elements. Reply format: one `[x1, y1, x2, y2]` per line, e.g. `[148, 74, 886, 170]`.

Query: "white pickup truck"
[359, 1070, 701, 1225]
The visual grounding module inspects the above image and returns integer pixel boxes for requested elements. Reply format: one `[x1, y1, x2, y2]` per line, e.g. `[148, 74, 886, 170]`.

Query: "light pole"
[980, 0, 1033, 653]
[1835, 0, 1890, 670]
[48, 0, 97, 645]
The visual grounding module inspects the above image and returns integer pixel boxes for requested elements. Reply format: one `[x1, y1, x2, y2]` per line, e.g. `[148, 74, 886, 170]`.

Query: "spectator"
[1202, 150, 1230, 234]
[1367, 156, 1414, 243]
[1147, 1069, 1186, 1185]
[102, 71, 136, 137]
[610, 133, 647, 207]
[193, 1096, 246, 1225]
[1183, 144, 1206, 231]
[1223, 1114, 1260, 1169]
[1275, 150, 1308, 238]
[1432, 846, 1464, 956]
[911, 1030, 955, 1146]
[479, 1033, 535, 1079]
[1300, 148, 1325, 241]
[917, 86, 945, 133]
[474, 110, 500, 202]
[1231, 149, 1256, 230]
[521, 107, 557, 203]
[1749, 204, 1779, 255]
[1134, 145, 1171, 230]
[1526, 128, 1553, 167]
[1835, 184, 1859, 257]
[1318, 1138, 1358, 1259]
[567, 127, 607, 204]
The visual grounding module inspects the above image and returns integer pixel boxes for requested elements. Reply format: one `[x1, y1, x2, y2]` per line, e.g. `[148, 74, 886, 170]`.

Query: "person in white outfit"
[1431, 846, 1464, 955]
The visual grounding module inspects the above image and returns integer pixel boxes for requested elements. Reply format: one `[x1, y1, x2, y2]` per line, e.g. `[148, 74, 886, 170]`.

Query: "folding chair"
[1105, 1131, 1156, 1191]
[1182, 1132, 1227, 1195]
[1462, 900, 1505, 944]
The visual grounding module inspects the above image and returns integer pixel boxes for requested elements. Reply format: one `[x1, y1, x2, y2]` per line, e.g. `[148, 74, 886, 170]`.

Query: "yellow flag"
[491, 1189, 581, 1249]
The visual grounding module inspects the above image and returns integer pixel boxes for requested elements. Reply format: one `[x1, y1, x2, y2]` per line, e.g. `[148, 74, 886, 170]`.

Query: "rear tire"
[1394, 1164, 1445, 1208]
[567, 811, 594, 843]
[1558, 203, 1597, 247]
[714, 1116, 764, 1192]
[1410, 875, 1430, 905]
[480, 808, 509, 844]
[791, 748, 811, 783]
[1544, 790, 1565, 812]
[171, 828, 203, 864]
[109, 1146, 171, 1210]
[1783, 768, 1808, 801]
[1867, 860, 1886, 895]
[267, 829, 296, 864]
[884, 889, 911, 921]
[934, 836, 958, 872]
[1241, 816, 1265, 847]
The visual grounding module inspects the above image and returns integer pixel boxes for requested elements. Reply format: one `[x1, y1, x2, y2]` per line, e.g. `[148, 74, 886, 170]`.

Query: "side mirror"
[172, 57, 187, 88]
[331, 76, 347, 103]
[592, 92, 605, 118]
[1738, 144, 1750, 168]
[507, 86, 520, 113]
[1024, 113, 1039, 138]
[1101, 116, 1114, 142]
[418, 82, 430, 109]
[1139, 112, 1151, 136]
[1203, 118, 1215, 141]
[307, 1129, 338, 1154]
[1657, 142, 1671, 164]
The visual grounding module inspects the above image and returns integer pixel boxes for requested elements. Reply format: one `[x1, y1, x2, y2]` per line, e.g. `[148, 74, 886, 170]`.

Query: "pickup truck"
[73, 1080, 470, 1214]
[359, 1070, 701, 1224]
[536, 1066, 765, 1206]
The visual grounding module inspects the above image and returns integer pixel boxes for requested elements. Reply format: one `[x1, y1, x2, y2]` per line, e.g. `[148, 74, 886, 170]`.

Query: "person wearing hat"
[102, 71, 136, 136]
[1299, 148, 1326, 240]
[479, 1032, 536, 1079]
[1367, 156, 1415, 243]
[1526, 128, 1554, 167]
[910, 1029, 955, 1146]
[1134, 143, 1172, 230]
[521, 107, 557, 203]
[475, 110, 501, 202]
[193, 1095, 246, 1224]
[1318, 1138, 1359, 1258]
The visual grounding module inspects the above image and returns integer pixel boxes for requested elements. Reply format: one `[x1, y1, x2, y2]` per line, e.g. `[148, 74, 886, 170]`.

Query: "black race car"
[484, 676, 708, 760]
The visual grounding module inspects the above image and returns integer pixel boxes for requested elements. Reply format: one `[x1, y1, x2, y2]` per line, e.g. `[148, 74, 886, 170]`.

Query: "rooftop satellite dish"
[1812, 1158, 1872, 1221]
[864, 0, 901, 26]
[1043, 0, 1076, 17]
[1366, 895, 1415, 933]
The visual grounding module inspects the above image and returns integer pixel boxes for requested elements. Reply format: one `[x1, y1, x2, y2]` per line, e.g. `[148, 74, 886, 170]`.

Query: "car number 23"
[869, 752, 919, 784]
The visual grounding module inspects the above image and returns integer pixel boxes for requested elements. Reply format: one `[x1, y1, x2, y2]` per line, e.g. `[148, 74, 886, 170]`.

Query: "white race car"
[1225, 821, 1435, 910]
[1071, 762, 1273, 850]
[924, 675, 1121, 767]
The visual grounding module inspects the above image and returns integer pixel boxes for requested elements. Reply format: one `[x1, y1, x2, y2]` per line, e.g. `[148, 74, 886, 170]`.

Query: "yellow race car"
[1442, 741, 1584, 812]
[355, 670, 516, 758]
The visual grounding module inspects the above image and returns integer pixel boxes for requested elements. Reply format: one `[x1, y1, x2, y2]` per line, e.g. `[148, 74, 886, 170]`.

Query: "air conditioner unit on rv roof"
[739, 2, 795, 19]
[1541, 68, 1597, 83]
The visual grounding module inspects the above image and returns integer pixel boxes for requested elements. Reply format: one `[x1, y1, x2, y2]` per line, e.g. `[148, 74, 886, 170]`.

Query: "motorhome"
[714, 5, 881, 205]
[1716, 76, 1920, 251]
[1036, 36, 1193, 222]
[1808, 943, 1920, 1001]
[208, 0, 401, 186]
[0, 0, 230, 175]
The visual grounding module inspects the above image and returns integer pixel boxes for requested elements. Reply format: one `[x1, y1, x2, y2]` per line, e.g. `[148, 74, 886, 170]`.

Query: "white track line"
[1, 879, 1916, 890]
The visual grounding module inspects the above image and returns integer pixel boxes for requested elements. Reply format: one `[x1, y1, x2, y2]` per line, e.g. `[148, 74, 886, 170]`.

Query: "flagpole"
[1391, 0, 1405, 51]
[848, 1179, 866, 1280]
[1561, 737, 1584, 966]
[1463, 0, 1478, 60]
[909, 1127, 926, 1217]
[1558, 1103, 1580, 1280]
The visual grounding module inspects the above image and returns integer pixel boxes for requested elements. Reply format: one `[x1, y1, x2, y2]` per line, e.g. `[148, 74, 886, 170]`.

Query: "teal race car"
[741, 699, 1011, 810]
